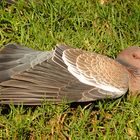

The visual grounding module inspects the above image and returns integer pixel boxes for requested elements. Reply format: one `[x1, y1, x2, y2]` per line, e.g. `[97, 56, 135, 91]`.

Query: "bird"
[0, 44, 139, 105]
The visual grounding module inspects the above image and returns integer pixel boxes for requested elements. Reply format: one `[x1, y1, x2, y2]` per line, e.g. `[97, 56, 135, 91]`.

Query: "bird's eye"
[132, 54, 137, 58]
[132, 53, 140, 59]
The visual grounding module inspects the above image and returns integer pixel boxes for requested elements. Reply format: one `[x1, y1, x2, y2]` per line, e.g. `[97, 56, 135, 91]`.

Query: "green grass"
[0, 0, 140, 139]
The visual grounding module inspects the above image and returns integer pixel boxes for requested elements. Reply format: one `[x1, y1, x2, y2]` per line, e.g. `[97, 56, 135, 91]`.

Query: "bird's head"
[116, 46, 140, 70]
[116, 46, 140, 95]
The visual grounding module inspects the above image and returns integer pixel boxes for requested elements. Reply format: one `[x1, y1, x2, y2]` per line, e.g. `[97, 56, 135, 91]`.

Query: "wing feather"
[0, 44, 129, 105]
[62, 48, 129, 97]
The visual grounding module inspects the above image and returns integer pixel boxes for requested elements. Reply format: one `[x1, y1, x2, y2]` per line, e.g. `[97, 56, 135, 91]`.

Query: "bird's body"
[0, 44, 139, 105]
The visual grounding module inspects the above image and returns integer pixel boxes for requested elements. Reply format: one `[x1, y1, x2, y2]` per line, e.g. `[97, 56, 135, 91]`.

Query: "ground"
[0, 0, 140, 139]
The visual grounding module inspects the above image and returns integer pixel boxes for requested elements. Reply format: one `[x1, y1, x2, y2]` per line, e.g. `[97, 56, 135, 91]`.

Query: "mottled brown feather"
[0, 44, 130, 105]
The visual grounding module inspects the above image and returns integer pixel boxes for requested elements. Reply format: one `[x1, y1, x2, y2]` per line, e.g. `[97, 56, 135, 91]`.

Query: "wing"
[0, 44, 53, 82]
[62, 48, 129, 97]
[0, 44, 129, 105]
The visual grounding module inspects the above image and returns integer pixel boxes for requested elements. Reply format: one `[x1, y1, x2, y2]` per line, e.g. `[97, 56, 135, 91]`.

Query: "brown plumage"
[0, 44, 139, 105]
